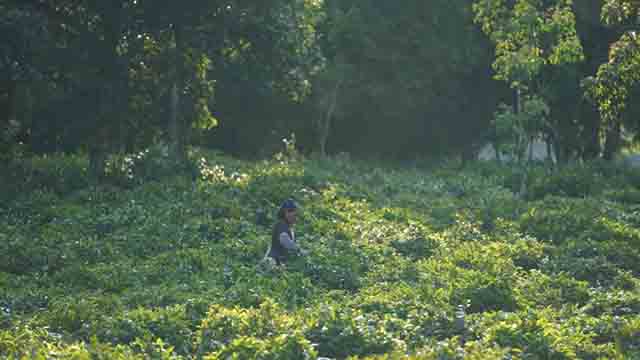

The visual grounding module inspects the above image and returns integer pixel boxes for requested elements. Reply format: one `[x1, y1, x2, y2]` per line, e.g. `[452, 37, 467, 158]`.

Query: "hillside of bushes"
[2, 149, 640, 359]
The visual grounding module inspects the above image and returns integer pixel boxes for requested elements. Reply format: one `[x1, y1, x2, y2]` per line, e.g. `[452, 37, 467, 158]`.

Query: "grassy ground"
[1, 148, 640, 359]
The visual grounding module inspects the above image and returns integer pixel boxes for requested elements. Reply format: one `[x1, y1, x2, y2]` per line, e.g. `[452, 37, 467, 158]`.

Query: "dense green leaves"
[473, 0, 584, 87]
[472, 0, 587, 164]
[2, 150, 640, 358]
[582, 0, 640, 158]
[585, 31, 640, 124]
[1, 0, 639, 163]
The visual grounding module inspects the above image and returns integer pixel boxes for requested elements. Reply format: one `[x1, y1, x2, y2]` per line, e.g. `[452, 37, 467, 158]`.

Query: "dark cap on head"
[277, 198, 298, 220]
[280, 198, 298, 210]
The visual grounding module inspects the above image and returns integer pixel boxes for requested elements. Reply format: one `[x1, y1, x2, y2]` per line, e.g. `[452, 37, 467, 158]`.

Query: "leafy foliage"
[491, 94, 551, 161]
[2, 151, 640, 358]
[473, 0, 584, 87]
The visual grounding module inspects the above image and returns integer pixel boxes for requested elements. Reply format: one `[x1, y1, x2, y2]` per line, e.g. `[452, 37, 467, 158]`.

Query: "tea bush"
[514, 270, 591, 308]
[204, 333, 317, 360]
[527, 164, 607, 199]
[97, 304, 195, 355]
[1, 151, 639, 358]
[194, 300, 319, 358]
[306, 306, 400, 358]
[0, 154, 89, 201]
[0, 324, 163, 359]
[472, 308, 618, 359]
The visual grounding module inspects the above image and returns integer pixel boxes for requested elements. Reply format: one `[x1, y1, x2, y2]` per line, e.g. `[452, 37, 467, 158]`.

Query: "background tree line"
[1, 0, 639, 175]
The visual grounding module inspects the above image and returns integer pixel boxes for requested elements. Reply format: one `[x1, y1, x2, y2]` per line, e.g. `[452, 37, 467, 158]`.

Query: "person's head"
[278, 198, 298, 225]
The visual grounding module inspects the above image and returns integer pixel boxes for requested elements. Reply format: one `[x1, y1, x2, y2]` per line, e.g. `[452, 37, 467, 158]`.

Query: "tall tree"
[196, 0, 323, 156]
[1, 1, 142, 176]
[309, 0, 498, 158]
[135, 0, 320, 161]
[584, 0, 640, 159]
[0, 1, 51, 163]
[473, 0, 585, 162]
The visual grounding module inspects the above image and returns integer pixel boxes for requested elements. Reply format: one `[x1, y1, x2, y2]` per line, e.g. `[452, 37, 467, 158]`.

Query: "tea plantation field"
[2, 150, 640, 359]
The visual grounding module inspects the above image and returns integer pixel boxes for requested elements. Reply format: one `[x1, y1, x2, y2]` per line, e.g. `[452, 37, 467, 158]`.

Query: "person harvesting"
[266, 199, 308, 265]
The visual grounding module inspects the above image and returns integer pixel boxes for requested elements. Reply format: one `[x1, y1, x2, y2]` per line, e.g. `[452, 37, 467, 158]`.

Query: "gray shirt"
[279, 230, 298, 250]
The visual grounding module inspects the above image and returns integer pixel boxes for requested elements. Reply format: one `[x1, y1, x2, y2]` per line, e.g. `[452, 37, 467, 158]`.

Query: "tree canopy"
[1, 0, 638, 164]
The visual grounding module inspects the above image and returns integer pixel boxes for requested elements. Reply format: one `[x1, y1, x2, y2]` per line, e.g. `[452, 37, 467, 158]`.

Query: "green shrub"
[104, 144, 182, 186]
[390, 234, 437, 261]
[0, 221, 85, 275]
[465, 186, 522, 223]
[45, 294, 124, 336]
[543, 253, 621, 286]
[363, 253, 422, 285]
[0, 154, 89, 198]
[427, 198, 459, 229]
[397, 340, 509, 360]
[475, 308, 612, 359]
[306, 306, 400, 358]
[583, 290, 640, 317]
[543, 239, 640, 286]
[195, 300, 307, 357]
[97, 304, 195, 355]
[493, 221, 547, 270]
[3, 150, 640, 359]
[0, 278, 52, 317]
[204, 333, 317, 360]
[352, 283, 427, 321]
[616, 317, 640, 357]
[352, 340, 510, 359]
[288, 235, 369, 291]
[422, 241, 520, 313]
[519, 197, 639, 245]
[222, 269, 318, 308]
[527, 164, 607, 199]
[0, 324, 167, 359]
[416, 263, 513, 315]
[514, 270, 591, 308]
[604, 187, 640, 204]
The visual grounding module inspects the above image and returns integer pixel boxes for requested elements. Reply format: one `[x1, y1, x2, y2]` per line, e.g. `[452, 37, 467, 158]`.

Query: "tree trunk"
[317, 76, 343, 157]
[2, 80, 17, 135]
[514, 87, 524, 163]
[318, 116, 328, 157]
[583, 110, 601, 160]
[461, 143, 477, 168]
[493, 142, 502, 163]
[546, 126, 562, 166]
[89, 146, 107, 181]
[114, 57, 129, 154]
[88, 88, 112, 181]
[88, 4, 128, 180]
[88, 124, 109, 181]
[603, 121, 621, 161]
[1, 80, 17, 164]
[316, 1, 345, 158]
[546, 138, 553, 164]
[169, 81, 181, 157]
[20, 84, 34, 137]
[168, 24, 186, 163]
[6, 80, 16, 124]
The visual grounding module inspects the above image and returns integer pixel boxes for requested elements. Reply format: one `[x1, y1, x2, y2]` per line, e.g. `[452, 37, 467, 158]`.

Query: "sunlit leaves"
[4, 151, 640, 358]
[491, 95, 550, 159]
[473, 0, 584, 87]
[602, 0, 640, 26]
[584, 1, 639, 126]
[472, 0, 582, 163]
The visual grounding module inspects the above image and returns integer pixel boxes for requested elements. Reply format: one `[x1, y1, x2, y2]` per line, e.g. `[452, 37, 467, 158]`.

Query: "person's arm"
[279, 232, 299, 250]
